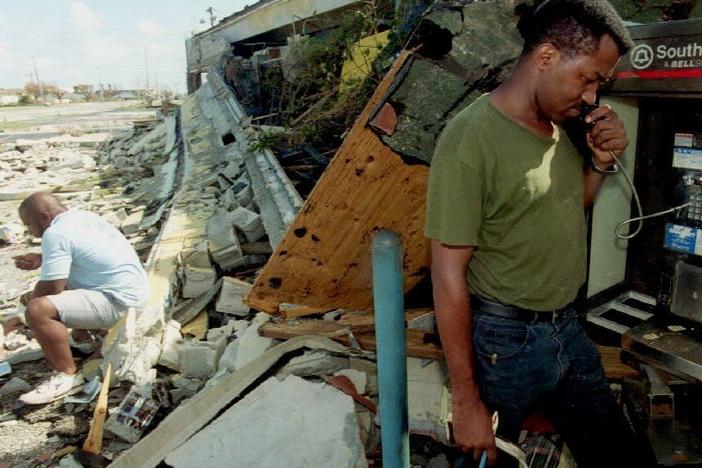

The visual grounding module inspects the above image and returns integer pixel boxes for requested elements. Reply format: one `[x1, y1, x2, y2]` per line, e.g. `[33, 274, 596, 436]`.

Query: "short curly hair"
[515, 0, 634, 58]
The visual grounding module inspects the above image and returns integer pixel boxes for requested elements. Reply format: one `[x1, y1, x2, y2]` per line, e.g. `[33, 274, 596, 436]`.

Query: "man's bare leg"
[25, 297, 76, 375]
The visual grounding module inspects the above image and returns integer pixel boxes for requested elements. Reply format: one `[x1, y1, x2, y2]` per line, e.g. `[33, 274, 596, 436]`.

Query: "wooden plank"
[248, 50, 430, 315]
[597, 345, 640, 380]
[82, 363, 112, 454]
[260, 320, 443, 360]
[336, 308, 433, 333]
[111, 336, 350, 468]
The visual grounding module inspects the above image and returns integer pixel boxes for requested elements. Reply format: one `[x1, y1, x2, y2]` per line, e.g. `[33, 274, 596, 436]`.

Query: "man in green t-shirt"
[425, 1, 652, 467]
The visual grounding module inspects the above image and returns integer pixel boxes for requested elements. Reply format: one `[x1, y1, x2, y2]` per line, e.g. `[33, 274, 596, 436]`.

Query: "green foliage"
[247, 130, 287, 153]
[259, 0, 398, 150]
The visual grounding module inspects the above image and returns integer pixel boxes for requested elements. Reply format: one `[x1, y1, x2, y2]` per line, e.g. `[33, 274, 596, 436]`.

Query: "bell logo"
[631, 44, 654, 70]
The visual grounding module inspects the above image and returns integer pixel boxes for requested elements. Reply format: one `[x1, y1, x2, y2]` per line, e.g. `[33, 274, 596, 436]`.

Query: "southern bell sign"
[610, 18, 702, 95]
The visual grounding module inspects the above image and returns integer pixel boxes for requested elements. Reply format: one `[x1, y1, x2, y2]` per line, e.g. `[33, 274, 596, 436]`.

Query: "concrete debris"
[407, 358, 451, 444]
[0, 377, 32, 396]
[165, 375, 368, 468]
[6, 342, 45, 365]
[172, 279, 223, 325]
[207, 209, 243, 270]
[158, 320, 183, 371]
[215, 276, 252, 316]
[230, 206, 265, 242]
[180, 240, 211, 269]
[120, 208, 146, 235]
[181, 265, 217, 299]
[218, 313, 274, 373]
[178, 336, 227, 379]
[101, 308, 163, 386]
[279, 350, 350, 378]
[206, 320, 236, 342]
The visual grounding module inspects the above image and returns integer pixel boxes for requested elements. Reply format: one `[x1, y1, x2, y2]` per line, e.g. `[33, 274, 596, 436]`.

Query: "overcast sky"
[0, 1, 250, 93]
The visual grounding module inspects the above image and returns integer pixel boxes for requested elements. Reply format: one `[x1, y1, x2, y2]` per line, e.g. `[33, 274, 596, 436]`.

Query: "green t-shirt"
[425, 94, 587, 311]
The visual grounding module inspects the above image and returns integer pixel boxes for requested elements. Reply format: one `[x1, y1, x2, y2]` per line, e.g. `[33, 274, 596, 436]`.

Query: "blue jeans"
[471, 306, 652, 468]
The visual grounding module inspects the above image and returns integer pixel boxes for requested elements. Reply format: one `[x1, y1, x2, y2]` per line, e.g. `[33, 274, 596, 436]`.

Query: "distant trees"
[24, 81, 60, 100]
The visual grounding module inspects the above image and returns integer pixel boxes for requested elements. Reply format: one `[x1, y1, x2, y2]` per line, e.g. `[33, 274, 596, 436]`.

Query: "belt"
[470, 295, 571, 324]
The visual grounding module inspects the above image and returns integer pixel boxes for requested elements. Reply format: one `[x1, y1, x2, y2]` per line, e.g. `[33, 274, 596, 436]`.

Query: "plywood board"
[249, 51, 430, 314]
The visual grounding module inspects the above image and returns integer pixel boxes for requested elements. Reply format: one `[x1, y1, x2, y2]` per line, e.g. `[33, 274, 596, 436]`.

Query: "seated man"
[14, 192, 149, 404]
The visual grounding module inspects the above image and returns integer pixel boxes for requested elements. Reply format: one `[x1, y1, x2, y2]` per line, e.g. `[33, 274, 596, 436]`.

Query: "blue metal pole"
[372, 229, 409, 468]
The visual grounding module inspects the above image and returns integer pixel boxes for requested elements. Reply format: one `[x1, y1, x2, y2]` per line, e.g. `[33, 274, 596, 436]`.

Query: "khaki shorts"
[46, 289, 129, 330]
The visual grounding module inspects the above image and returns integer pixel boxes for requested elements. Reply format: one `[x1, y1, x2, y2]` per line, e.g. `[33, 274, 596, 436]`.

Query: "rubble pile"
[0, 139, 102, 202]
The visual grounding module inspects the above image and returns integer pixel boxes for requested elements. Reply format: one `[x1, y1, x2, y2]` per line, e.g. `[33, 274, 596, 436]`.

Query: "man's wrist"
[590, 156, 617, 174]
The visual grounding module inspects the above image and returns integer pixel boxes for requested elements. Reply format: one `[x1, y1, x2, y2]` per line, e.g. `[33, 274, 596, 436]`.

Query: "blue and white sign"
[664, 223, 702, 255]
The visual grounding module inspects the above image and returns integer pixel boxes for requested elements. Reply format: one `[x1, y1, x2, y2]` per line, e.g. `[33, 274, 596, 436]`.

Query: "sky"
[0, 1, 251, 94]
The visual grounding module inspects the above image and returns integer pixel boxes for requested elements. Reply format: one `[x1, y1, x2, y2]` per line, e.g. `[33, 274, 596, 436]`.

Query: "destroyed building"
[2, 0, 702, 466]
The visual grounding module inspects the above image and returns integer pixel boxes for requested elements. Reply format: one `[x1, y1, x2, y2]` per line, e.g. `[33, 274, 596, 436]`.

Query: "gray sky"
[0, 1, 250, 93]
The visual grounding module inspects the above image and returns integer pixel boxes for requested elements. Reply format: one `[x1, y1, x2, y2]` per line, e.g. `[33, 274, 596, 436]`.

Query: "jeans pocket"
[473, 314, 530, 360]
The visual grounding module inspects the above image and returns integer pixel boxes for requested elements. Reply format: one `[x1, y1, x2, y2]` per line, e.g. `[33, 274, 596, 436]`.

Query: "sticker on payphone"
[664, 223, 702, 256]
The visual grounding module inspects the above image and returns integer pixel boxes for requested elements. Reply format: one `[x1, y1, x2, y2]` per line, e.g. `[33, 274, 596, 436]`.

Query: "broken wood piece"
[368, 102, 398, 136]
[323, 374, 377, 413]
[335, 308, 433, 333]
[278, 303, 332, 319]
[249, 51, 430, 315]
[110, 336, 349, 467]
[597, 345, 640, 380]
[260, 321, 443, 360]
[180, 310, 208, 340]
[82, 363, 112, 455]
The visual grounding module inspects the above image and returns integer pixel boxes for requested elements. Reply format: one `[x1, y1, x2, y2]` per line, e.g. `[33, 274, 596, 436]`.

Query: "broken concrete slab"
[207, 210, 244, 270]
[165, 375, 368, 468]
[111, 336, 350, 467]
[223, 313, 274, 372]
[6, 342, 44, 365]
[279, 350, 350, 378]
[181, 240, 211, 270]
[181, 265, 217, 299]
[178, 337, 227, 379]
[215, 277, 252, 316]
[229, 206, 265, 242]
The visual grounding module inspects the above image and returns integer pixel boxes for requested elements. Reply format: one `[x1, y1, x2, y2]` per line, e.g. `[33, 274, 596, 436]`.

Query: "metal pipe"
[372, 229, 409, 468]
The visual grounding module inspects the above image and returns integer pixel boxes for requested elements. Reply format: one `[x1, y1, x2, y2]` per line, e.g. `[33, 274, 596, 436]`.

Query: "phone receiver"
[578, 104, 600, 131]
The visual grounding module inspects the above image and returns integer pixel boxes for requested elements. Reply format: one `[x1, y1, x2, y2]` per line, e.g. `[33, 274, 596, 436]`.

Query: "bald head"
[19, 192, 67, 237]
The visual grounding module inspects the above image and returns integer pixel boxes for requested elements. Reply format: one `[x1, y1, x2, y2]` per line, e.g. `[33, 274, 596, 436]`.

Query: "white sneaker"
[18, 372, 85, 405]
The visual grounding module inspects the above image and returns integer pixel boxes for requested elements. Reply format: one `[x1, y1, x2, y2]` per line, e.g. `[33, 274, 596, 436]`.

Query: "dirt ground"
[0, 101, 155, 467]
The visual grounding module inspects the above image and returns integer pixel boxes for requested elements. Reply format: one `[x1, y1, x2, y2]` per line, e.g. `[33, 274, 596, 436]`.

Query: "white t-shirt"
[40, 209, 149, 307]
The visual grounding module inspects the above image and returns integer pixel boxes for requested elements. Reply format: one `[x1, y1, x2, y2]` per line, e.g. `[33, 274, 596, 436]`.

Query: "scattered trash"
[64, 376, 101, 404]
[105, 385, 160, 443]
